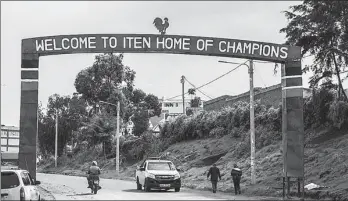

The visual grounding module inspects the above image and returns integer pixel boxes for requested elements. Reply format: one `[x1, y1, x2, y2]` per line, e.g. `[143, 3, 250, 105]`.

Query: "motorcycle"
[91, 179, 100, 194]
[86, 171, 102, 194]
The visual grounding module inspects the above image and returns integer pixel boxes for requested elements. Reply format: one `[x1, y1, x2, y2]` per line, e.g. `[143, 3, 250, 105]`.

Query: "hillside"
[38, 128, 348, 200]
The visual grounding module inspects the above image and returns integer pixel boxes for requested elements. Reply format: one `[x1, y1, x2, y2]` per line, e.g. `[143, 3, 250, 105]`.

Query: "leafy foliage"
[82, 113, 116, 153]
[38, 94, 88, 156]
[304, 87, 348, 130]
[129, 91, 162, 136]
[131, 109, 150, 136]
[190, 97, 202, 107]
[74, 53, 136, 114]
[280, 1, 348, 100]
[327, 100, 348, 129]
[188, 88, 196, 95]
[39, 54, 161, 157]
[161, 87, 348, 149]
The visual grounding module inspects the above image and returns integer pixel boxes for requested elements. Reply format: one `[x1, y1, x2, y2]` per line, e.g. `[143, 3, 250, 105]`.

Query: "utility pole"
[55, 109, 58, 168]
[71, 130, 73, 148]
[218, 59, 256, 185]
[181, 76, 185, 114]
[249, 59, 256, 185]
[99, 100, 121, 177]
[116, 99, 120, 177]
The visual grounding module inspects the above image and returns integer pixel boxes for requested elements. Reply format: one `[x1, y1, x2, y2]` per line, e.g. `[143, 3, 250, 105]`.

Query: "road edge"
[37, 185, 56, 200]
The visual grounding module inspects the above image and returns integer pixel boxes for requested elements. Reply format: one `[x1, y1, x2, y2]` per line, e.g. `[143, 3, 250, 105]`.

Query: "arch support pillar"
[281, 60, 305, 199]
[19, 53, 39, 180]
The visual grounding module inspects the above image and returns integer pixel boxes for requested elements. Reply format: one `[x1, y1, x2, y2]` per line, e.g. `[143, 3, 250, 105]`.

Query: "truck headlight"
[146, 173, 156, 179]
[174, 173, 180, 180]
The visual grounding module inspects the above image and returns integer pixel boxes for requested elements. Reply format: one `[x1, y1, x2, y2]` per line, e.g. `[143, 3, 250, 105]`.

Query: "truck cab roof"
[146, 160, 172, 163]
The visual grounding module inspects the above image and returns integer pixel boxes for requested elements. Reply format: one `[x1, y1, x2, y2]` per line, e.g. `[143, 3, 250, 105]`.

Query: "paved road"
[37, 173, 273, 200]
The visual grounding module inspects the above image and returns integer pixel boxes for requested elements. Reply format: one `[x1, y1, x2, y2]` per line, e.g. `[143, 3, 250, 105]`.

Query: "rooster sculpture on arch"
[153, 17, 169, 35]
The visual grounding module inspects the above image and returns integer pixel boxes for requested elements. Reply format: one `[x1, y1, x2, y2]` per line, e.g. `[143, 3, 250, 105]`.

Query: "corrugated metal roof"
[1, 126, 19, 131]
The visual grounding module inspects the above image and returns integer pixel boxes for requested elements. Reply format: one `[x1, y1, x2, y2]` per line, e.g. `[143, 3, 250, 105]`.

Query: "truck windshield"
[147, 162, 175, 170]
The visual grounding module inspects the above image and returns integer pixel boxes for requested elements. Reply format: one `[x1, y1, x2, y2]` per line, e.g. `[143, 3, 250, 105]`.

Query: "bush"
[159, 100, 282, 147]
[327, 100, 348, 129]
[209, 127, 226, 138]
[304, 88, 335, 129]
[119, 131, 169, 162]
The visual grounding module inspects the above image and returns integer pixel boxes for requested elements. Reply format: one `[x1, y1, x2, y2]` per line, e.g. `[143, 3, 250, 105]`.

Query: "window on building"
[176, 103, 179, 107]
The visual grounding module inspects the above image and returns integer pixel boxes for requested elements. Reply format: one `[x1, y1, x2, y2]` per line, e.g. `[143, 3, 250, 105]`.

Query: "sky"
[1, 1, 347, 127]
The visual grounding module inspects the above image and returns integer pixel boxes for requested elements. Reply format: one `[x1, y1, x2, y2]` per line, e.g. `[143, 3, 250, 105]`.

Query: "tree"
[74, 53, 136, 113]
[131, 89, 146, 104]
[83, 113, 116, 155]
[38, 94, 88, 156]
[186, 108, 194, 116]
[188, 88, 196, 97]
[144, 94, 162, 117]
[131, 109, 150, 136]
[131, 93, 162, 136]
[280, 1, 348, 101]
[191, 97, 202, 108]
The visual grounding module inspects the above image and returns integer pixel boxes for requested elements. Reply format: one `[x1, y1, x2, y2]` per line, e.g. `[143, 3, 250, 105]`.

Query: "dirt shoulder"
[38, 185, 56, 200]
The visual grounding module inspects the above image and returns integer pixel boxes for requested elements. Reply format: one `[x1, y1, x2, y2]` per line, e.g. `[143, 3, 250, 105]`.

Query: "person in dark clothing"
[207, 163, 221, 193]
[87, 161, 101, 189]
[231, 163, 242, 195]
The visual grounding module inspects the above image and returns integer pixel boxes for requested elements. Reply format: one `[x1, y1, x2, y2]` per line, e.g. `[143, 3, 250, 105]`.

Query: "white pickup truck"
[135, 157, 181, 192]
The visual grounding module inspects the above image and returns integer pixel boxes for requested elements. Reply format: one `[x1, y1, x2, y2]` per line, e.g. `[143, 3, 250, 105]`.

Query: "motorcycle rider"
[87, 161, 101, 189]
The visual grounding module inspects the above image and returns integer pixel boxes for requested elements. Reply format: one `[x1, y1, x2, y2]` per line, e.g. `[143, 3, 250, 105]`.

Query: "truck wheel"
[175, 187, 180, 192]
[136, 178, 142, 190]
[144, 180, 151, 192]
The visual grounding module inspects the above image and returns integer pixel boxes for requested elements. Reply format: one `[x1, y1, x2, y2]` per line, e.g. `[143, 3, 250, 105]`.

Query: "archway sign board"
[20, 34, 304, 181]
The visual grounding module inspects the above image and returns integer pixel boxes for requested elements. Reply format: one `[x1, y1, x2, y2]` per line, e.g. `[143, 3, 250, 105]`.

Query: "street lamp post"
[99, 100, 120, 176]
[181, 76, 185, 115]
[55, 109, 58, 168]
[218, 59, 256, 185]
[116, 100, 120, 176]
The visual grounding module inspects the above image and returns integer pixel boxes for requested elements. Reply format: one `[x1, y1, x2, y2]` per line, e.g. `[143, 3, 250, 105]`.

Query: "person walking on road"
[231, 163, 242, 195]
[207, 163, 221, 193]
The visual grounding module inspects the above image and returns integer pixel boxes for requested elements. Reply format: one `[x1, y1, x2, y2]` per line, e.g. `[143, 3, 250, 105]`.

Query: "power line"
[164, 60, 247, 101]
[164, 54, 316, 101]
[184, 77, 212, 99]
[184, 77, 213, 100]
[253, 61, 274, 64]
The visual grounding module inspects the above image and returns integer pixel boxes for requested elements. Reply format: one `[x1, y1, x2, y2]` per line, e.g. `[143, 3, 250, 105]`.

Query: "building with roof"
[121, 119, 135, 136]
[1, 125, 20, 152]
[122, 96, 205, 136]
[160, 96, 204, 118]
[148, 113, 166, 135]
[160, 97, 192, 117]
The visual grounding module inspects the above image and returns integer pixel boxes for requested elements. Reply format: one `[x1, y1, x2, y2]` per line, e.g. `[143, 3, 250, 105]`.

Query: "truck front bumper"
[146, 178, 181, 189]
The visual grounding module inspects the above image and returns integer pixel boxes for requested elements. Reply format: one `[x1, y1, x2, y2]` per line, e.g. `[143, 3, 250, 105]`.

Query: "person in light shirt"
[231, 163, 242, 195]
